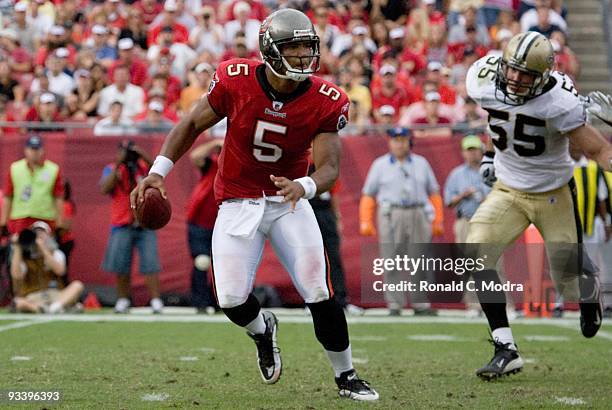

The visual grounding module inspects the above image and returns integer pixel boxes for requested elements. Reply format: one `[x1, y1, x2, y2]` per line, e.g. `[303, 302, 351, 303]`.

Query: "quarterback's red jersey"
[207, 59, 350, 202]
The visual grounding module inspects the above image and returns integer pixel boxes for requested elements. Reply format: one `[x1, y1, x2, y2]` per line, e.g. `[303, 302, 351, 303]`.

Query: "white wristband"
[294, 176, 317, 200]
[149, 155, 174, 178]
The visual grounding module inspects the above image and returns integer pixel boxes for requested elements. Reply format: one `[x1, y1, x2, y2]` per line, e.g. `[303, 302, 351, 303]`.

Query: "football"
[135, 187, 172, 230]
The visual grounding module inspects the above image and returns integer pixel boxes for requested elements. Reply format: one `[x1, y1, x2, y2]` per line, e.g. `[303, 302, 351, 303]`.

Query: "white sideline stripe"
[179, 356, 198, 361]
[198, 347, 216, 353]
[352, 357, 369, 364]
[523, 358, 537, 364]
[524, 335, 570, 342]
[10, 356, 31, 361]
[0, 320, 49, 333]
[141, 393, 169, 402]
[555, 397, 586, 406]
[351, 336, 387, 342]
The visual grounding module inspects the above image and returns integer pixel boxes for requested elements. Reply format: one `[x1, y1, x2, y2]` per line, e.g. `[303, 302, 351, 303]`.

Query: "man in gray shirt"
[360, 127, 443, 316]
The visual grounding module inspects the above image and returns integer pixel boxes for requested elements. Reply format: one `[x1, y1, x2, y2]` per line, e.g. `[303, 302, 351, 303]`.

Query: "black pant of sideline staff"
[313, 207, 348, 307]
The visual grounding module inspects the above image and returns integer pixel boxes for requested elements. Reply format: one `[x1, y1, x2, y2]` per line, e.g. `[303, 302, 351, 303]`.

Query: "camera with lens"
[120, 140, 140, 173]
[18, 228, 39, 260]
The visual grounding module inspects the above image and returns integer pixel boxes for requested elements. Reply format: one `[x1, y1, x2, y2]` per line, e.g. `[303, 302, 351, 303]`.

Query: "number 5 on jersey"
[253, 120, 287, 162]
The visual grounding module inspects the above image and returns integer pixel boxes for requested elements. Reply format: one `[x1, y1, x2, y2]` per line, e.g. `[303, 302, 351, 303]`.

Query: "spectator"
[179, 62, 212, 114]
[489, 9, 520, 42]
[151, 0, 197, 31]
[359, 127, 443, 316]
[90, 25, 118, 68]
[147, 26, 197, 83]
[141, 86, 179, 122]
[135, 0, 164, 26]
[36, 50, 76, 98]
[550, 30, 579, 81]
[28, 71, 64, 109]
[338, 67, 371, 131]
[135, 101, 174, 132]
[427, 23, 449, 65]
[189, 6, 225, 58]
[34, 25, 77, 69]
[56, 180, 76, 286]
[0, 60, 23, 103]
[220, 35, 259, 61]
[371, 64, 412, 123]
[10, 221, 83, 314]
[369, 0, 409, 23]
[376, 105, 397, 130]
[8, 2, 37, 54]
[0, 135, 64, 235]
[109, 38, 149, 87]
[99, 140, 163, 314]
[528, 6, 562, 38]
[224, 1, 261, 51]
[332, 20, 377, 58]
[312, 6, 342, 51]
[119, 9, 149, 51]
[415, 61, 457, 104]
[24, 92, 65, 131]
[186, 139, 223, 313]
[457, 96, 487, 131]
[28, 1, 55, 47]
[147, 61, 182, 107]
[448, 5, 491, 47]
[98, 64, 145, 118]
[0, 29, 32, 75]
[412, 91, 453, 138]
[70, 69, 100, 118]
[520, 0, 567, 33]
[225, 0, 268, 22]
[148, 0, 190, 47]
[93, 101, 136, 136]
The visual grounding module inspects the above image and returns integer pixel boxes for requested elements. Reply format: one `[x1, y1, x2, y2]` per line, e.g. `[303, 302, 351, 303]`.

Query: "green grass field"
[1, 312, 611, 409]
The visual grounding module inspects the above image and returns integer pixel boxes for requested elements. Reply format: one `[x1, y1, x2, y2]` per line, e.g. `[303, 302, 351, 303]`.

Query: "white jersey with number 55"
[466, 55, 586, 193]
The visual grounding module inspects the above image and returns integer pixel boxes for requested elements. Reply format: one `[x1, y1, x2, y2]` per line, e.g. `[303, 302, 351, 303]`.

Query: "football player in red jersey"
[131, 9, 378, 401]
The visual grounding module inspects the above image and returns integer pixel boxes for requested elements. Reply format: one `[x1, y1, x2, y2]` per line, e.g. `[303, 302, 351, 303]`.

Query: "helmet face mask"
[494, 32, 554, 106]
[260, 9, 321, 82]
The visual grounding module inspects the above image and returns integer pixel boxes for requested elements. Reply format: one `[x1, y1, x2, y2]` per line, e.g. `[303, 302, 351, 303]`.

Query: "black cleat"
[476, 339, 524, 381]
[247, 311, 282, 384]
[335, 369, 379, 401]
[579, 274, 603, 338]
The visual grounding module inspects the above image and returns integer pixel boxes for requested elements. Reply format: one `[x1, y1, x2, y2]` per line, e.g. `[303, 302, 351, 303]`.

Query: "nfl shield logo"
[272, 101, 283, 111]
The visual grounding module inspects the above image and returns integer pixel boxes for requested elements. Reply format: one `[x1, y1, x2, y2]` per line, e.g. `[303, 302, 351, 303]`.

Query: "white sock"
[326, 345, 353, 377]
[492, 327, 516, 350]
[245, 312, 266, 335]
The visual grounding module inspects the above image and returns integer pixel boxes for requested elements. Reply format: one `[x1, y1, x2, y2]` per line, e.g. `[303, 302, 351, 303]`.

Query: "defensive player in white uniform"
[465, 31, 612, 380]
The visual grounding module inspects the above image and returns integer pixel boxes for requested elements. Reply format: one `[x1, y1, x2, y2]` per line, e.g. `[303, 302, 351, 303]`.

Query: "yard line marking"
[10, 356, 31, 361]
[407, 334, 474, 342]
[352, 357, 369, 364]
[0, 320, 49, 333]
[524, 335, 570, 342]
[523, 358, 537, 364]
[141, 393, 169, 402]
[351, 336, 387, 342]
[547, 322, 612, 342]
[198, 347, 216, 353]
[179, 356, 198, 361]
[555, 397, 585, 406]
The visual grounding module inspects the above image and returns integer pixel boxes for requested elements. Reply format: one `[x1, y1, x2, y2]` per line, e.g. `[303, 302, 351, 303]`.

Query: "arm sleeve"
[317, 92, 350, 134]
[206, 63, 231, 118]
[549, 77, 586, 133]
[443, 171, 459, 206]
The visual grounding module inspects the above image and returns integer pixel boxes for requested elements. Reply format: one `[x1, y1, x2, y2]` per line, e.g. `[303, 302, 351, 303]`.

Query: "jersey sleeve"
[206, 61, 232, 118]
[465, 56, 499, 104]
[547, 74, 586, 133]
[317, 88, 350, 134]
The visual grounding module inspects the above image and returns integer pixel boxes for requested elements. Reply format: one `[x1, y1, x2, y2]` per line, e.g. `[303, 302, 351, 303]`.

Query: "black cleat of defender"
[247, 311, 282, 384]
[579, 274, 603, 338]
[336, 369, 379, 401]
[476, 339, 524, 381]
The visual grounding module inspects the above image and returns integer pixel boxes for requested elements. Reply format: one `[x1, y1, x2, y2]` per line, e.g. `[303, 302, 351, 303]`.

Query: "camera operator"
[11, 221, 84, 313]
[100, 140, 164, 314]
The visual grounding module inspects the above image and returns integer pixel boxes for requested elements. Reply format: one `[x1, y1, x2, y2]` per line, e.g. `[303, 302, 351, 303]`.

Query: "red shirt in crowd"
[24, 108, 64, 123]
[101, 160, 149, 226]
[108, 58, 149, 87]
[34, 45, 78, 68]
[225, 0, 268, 22]
[186, 154, 219, 230]
[371, 86, 413, 121]
[413, 83, 457, 105]
[412, 115, 452, 126]
[134, 0, 164, 25]
[148, 23, 189, 47]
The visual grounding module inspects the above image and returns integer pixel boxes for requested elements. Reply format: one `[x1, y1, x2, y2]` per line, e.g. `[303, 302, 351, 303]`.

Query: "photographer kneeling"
[11, 221, 83, 313]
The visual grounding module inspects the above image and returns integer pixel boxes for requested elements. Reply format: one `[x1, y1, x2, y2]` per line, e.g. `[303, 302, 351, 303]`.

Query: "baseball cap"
[92, 24, 108, 35]
[387, 127, 410, 138]
[164, 0, 178, 11]
[496, 28, 513, 42]
[118, 38, 134, 50]
[54, 47, 69, 58]
[49, 25, 66, 36]
[25, 135, 44, 149]
[195, 62, 213, 73]
[461, 135, 483, 150]
[427, 61, 443, 71]
[74, 69, 91, 78]
[389, 27, 405, 39]
[352, 26, 368, 36]
[31, 221, 52, 234]
[379, 64, 396, 76]
[425, 91, 441, 102]
[14, 2, 27, 12]
[40, 92, 56, 104]
[379, 105, 396, 116]
[149, 101, 164, 112]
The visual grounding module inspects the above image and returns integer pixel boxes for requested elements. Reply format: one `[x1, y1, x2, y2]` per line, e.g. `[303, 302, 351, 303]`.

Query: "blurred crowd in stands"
[0, 0, 577, 136]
